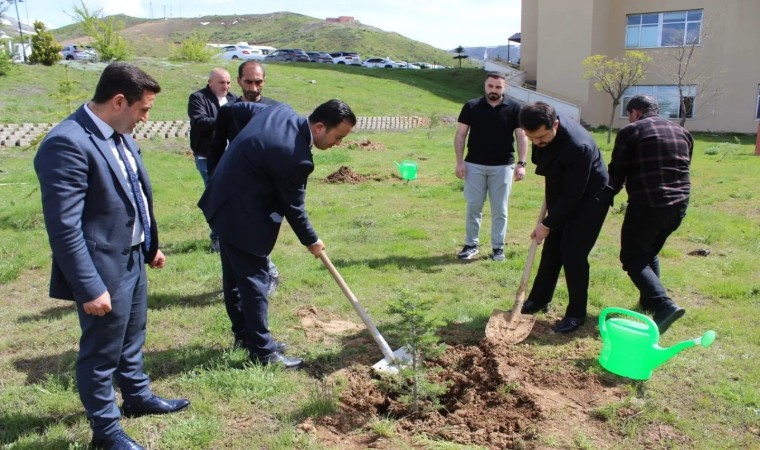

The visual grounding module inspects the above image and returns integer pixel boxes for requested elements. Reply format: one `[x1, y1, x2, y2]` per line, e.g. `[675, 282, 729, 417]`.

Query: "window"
[621, 85, 697, 119]
[626, 10, 702, 48]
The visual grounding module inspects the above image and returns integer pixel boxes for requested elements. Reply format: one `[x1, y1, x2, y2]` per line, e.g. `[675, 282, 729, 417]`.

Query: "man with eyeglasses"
[517, 102, 610, 334]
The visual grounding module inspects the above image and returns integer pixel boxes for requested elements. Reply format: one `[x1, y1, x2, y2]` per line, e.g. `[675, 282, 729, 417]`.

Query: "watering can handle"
[598, 307, 657, 336]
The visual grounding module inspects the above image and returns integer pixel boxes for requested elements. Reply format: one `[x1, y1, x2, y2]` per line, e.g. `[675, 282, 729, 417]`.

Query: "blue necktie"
[113, 133, 151, 251]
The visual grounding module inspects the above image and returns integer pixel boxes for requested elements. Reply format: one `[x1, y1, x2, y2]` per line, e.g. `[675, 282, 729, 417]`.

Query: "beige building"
[520, 0, 760, 134]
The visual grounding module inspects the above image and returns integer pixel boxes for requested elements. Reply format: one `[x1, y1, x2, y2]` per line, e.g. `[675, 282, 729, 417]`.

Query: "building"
[519, 0, 760, 133]
[326, 16, 355, 24]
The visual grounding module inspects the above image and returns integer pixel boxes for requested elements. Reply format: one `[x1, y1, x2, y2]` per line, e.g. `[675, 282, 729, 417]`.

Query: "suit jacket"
[198, 103, 318, 257]
[188, 85, 238, 157]
[34, 106, 159, 303]
[531, 116, 609, 230]
[207, 96, 279, 176]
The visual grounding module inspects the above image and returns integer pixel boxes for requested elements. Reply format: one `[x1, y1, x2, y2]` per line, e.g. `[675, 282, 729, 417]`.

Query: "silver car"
[60, 45, 98, 61]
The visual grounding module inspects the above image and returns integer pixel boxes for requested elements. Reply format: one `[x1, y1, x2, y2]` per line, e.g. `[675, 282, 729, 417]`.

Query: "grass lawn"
[0, 61, 758, 448]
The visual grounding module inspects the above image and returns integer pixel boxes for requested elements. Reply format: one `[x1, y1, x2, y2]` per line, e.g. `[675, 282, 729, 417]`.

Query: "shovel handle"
[319, 251, 396, 362]
[511, 199, 548, 314]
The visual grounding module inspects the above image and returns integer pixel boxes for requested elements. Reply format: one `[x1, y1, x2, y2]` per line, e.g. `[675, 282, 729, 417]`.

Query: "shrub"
[170, 32, 215, 62]
[29, 21, 63, 66]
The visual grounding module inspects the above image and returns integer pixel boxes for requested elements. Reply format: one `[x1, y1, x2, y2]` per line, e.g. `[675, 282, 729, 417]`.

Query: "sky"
[14, 0, 522, 50]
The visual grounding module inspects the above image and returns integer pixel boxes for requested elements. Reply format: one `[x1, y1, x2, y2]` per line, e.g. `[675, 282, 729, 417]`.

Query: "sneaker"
[457, 244, 479, 260]
[491, 248, 505, 261]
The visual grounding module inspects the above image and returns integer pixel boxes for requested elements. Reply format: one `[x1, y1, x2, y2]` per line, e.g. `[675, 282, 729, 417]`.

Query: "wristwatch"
[517, 161, 527, 167]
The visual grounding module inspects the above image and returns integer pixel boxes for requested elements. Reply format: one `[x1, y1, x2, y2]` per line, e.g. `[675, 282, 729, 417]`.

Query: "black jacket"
[188, 85, 237, 157]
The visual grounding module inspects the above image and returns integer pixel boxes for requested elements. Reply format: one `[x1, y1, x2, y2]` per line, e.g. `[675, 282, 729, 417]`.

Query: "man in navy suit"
[199, 99, 356, 369]
[34, 63, 189, 450]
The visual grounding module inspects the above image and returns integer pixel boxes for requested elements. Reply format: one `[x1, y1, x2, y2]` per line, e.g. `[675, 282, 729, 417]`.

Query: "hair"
[485, 71, 507, 81]
[308, 99, 357, 130]
[91, 62, 161, 105]
[238, 60, 266, 78]
[626, 94, 660, 115]
[519, 101, 557, 131]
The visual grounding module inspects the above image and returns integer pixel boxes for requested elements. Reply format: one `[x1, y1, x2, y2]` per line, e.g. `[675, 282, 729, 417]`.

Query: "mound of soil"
[325, 166, 368, 184]
[342, 139, 387, 151]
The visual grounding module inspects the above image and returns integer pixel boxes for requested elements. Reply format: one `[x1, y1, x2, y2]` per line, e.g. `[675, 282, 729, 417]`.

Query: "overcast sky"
[15, 0, 522, 50]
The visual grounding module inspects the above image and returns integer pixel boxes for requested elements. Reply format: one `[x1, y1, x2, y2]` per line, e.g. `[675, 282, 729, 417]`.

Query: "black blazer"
[198, 103, 318, 256]
[34, 106, 159, 302]
[188, 85, 238, 157]
[531, 117, 609, 230]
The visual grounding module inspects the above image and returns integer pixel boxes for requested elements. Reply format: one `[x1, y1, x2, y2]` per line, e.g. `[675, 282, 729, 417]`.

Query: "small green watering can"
[394, 160, 418, 181]
[598, 307, 716, 380]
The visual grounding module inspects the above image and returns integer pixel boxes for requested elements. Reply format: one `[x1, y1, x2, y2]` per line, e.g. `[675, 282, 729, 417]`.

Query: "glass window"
[625, 9, 703, 48]
[621, 85, 696, 119]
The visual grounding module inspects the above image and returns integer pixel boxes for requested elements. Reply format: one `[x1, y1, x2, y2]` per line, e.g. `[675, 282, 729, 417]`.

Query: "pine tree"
[29, 21, 63, 66]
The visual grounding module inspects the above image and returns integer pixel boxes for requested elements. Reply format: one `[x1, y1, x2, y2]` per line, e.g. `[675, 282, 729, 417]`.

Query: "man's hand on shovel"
[531, 223, 550, 245]
[308, 239, 325, 258]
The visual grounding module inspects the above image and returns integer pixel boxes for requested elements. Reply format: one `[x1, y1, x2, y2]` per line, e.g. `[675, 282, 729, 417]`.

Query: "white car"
[395, 61, 421, 69]
[217, 45, 265, 61]
[361, 57, 396, 68]
[60, 45, 98, 61]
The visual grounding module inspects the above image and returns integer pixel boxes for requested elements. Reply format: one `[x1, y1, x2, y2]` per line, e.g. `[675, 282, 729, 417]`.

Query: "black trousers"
[620, 201, 688, 311]
[527, 198, 609, 318]
[219, 239, 277, 356]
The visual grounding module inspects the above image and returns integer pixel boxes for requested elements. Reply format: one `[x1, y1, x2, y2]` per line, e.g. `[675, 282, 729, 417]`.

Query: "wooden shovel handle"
[512, 199, 548, 314]
[319, 251, 396, 362]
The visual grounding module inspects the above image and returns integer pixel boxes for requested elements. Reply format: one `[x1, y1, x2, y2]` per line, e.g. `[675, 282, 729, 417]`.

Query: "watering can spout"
[394, 161, 401, 168]
[653, 330, 716, 368]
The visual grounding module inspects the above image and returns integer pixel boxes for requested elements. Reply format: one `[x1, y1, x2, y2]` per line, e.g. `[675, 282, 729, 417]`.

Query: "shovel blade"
[485, 309, 536, 344]
[371, 346, 413, 374]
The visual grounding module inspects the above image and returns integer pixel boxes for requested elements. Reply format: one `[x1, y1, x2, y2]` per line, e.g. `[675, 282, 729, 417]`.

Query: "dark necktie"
[113, 132, 151, 251]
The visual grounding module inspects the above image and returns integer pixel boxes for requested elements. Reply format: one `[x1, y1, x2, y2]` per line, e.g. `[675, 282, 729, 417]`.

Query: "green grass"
[1, 64, 759, 448]
[0, 60, 484, 123]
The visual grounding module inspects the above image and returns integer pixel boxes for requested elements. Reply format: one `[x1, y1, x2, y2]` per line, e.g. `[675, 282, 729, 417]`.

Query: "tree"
[29, 20, 63, 66]
[70, 0, 130, 61]
[582, 51, 652, 143]
[452, 45, 469, 69]
[0, 46, 14, 76]
[656, 13, 721, 127]
[170, 31, 215, 62]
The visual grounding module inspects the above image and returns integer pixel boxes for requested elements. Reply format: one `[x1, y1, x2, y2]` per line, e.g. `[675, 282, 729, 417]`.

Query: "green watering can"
[394, 160, 418, 181]
[598, 307, 716, 380]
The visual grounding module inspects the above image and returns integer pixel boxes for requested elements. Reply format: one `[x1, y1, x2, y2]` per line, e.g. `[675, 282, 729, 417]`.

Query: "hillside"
[51, 12, 475, 68]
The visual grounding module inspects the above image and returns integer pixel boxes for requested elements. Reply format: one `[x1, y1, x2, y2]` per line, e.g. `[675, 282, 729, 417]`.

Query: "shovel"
[319, 251, 412, 373]
[485, 199, 547, 344]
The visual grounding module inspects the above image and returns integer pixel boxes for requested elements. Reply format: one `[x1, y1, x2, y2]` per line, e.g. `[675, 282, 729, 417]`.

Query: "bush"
[29, 21, 63, 66]
[0, 48, 14, 76]
[170, 32, 215, 62]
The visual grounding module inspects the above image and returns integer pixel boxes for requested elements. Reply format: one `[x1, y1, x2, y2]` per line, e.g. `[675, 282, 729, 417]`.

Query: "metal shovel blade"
[371, 346, 413, 374]
[485, 309, 536, 344]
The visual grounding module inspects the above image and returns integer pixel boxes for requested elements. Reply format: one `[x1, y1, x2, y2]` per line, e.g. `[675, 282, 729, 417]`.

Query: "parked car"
[217, 44, 265, 61]
[362, 57, 396, 68]
[329, 52, 362, 65]
[265, 49, 310, 62]
[307, 52, 333, 63]
[60, 45, 98, 61]
[394, 61, 421, 69]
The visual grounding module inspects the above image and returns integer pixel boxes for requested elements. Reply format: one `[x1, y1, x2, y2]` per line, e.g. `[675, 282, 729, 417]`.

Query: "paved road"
[0, 116, 431, 148]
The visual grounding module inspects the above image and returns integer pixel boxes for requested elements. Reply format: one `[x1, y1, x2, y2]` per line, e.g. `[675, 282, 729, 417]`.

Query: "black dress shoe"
[653, 304, 685, 335]
[254, 351, 303, 369]
[91, 430, 144, 450]
[121, 395, 190, 418]
[552, 316, 585, 333]
[521, 299, 549, 314]
[234, 339, 287, 353]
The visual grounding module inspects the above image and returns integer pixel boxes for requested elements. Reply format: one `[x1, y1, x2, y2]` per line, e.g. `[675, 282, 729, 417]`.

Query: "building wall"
[521, 0, 760, 133]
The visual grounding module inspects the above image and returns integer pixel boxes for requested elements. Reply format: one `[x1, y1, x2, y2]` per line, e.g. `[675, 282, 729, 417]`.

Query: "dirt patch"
[324, 166, 368, 184]
[341, 139, 387, 151]
[292, 308, 642, 449]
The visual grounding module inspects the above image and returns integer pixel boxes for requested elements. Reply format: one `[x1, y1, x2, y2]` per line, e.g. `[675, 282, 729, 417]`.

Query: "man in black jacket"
[188, 68, 237, 252]
[518, 102, 610, 334]
[605, 94, 692, 334]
